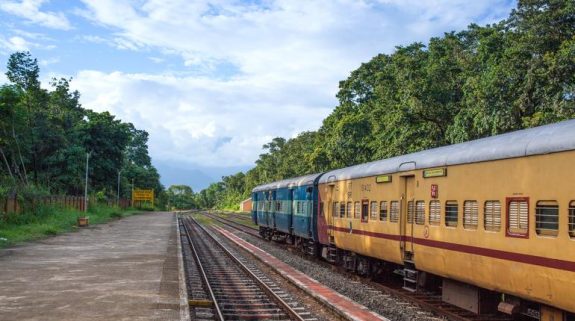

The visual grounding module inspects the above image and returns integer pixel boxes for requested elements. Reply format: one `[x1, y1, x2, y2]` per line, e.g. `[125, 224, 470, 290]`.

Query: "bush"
[43, 227, 59, 235]
[17, 185, 50, 214]
[110, 211, 123, 219]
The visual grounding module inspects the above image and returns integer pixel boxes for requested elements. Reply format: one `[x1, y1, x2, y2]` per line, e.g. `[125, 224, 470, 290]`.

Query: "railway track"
[204, 212, 512, 321]
[179, 218, 218, 320]
[207, 212, 260, 237]
[179, 215, 317, 321]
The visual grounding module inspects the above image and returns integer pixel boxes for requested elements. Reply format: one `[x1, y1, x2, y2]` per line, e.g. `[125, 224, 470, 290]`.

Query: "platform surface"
[0, 212, 186, 321]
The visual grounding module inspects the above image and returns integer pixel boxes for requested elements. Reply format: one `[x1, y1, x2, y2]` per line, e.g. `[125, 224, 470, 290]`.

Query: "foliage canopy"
[0, 52, 163, 204]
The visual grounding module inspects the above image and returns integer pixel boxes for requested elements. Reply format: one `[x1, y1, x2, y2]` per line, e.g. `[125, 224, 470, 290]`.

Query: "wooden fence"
[1, 195, 132, 216]
[104, 198, 131, 209]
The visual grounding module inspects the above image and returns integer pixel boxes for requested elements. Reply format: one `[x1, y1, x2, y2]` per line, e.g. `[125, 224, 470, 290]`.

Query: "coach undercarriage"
[258, 225, 573, 321]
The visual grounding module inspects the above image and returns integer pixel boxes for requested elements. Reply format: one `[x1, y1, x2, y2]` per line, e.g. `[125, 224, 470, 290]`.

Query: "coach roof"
[252, 173, 322, 192]
[318, 119, 575, 184]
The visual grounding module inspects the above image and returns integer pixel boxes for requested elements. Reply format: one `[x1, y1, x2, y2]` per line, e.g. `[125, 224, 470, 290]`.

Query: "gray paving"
[0, 212, 187, 321]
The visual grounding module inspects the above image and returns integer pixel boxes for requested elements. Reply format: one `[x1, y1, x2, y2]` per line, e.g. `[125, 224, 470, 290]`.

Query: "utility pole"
[117, 169, 122, 207]
[84, 152, 90, 212]
[131, 178, 134, 207]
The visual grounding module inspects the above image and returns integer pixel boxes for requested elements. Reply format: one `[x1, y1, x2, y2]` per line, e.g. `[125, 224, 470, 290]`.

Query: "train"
[251, 119, 575, 321]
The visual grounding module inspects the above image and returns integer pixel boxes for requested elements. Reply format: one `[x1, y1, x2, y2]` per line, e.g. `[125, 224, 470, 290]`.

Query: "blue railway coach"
[252, 173, 323, 254]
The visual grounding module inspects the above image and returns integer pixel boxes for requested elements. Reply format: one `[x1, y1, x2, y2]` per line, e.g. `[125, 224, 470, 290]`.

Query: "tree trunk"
[0, 146, 15, 182]
[11, 124, 28, 185]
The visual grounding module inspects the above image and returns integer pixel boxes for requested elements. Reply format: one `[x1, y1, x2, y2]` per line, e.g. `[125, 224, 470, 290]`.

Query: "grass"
[0, 204, 140, 249]
[191, 212, 218, 226]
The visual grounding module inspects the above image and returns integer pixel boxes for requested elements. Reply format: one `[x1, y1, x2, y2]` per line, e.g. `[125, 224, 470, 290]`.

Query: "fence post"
[1, 197, 5, 221]
[14, 193, 19, 214]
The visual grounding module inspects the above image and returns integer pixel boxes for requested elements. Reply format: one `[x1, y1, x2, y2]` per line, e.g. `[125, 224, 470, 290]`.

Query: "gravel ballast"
[217, 224, 443, 321]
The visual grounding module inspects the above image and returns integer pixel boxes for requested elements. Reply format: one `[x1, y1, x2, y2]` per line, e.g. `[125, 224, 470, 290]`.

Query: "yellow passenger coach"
[317, 120, 575, 320]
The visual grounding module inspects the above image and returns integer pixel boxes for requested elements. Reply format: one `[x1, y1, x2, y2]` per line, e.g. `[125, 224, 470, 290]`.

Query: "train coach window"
[415, 201, 425, 225]
[569, 201, 575, 238]
[429, 201, 440, 225]
[508, 199, 528, 236]
[362, 201, 369, 222]
[484, 201, 501, 232]
[370, 201, 378, 220]
[340, 202, 346, 218]
[346, 202, 352, 218]
[407, 201, 414, 223]
[354, 201, 360, 219]
[390, 201, 399, 222]
[535, 201, 558, 237]
[276, 201, 281, 212]
[463, 201, 478, 230]
[380, 201, 388, 221]
[445, 201, 458, 227]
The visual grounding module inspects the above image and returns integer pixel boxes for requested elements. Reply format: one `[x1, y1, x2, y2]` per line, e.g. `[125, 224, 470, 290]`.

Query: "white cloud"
[70, 70, 332, 167]
[148, 56, 164, 64]
[0, 36, 30, 51]
[68, 0, 515, 171]
[0, 35, 55, 53]
[12, 28, 54, 41]
[81, 35, 107, 44]
[39, 57, 59, 66]
[0, 0, 72, 30]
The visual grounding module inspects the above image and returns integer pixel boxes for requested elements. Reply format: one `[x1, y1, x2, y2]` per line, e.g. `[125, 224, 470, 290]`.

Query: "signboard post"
[132, 189, 154, 208]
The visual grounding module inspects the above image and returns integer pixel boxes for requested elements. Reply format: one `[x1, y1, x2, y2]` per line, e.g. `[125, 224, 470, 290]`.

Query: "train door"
[306, 187, 313, 234]
[265, 191, 271, 227]
[251, 193, 258, 225]
[327, 191, 334, 242]
[400, 175, 418, 292]
[400, 175, 416, 257]
[271, 191, 277, 228]
[288, 188, 294, 233]
[316, 182, 331, 246]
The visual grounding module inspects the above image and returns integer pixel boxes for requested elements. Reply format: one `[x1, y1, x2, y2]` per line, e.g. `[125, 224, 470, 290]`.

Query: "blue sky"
[0, 0, 516, 191]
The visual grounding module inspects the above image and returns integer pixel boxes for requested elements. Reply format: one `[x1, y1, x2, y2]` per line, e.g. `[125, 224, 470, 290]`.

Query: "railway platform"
[0, 212, 188, 321]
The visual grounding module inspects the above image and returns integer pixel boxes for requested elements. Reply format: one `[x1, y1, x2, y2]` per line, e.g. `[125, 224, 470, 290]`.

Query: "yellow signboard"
[423, 168, 447, 178]
[375, 175, 392, 183]
[132, 189, 154, 207]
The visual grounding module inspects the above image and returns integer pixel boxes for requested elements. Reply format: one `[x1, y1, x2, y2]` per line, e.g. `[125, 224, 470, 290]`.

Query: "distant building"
[239, 198, 252, 212]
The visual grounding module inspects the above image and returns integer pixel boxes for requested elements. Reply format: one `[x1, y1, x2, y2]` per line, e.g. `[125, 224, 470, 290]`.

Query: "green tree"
[166, 185, 195, 209]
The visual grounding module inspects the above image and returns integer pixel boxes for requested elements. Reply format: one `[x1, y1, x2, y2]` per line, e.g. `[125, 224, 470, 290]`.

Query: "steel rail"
[179, 217, 225, 321]
[204, 212, 260, 237]
[186, 216, 308, 321]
